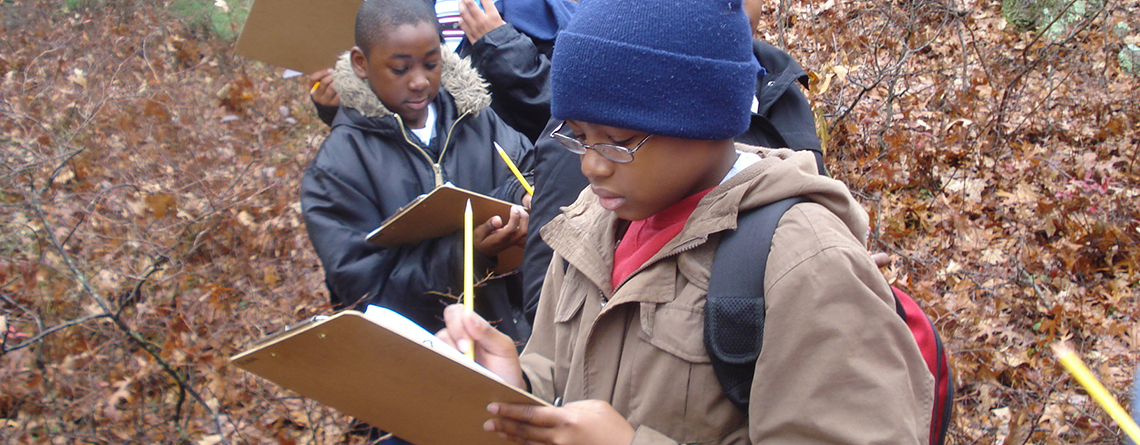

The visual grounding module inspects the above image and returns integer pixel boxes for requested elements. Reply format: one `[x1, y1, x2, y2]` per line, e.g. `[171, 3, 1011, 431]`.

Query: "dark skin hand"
[474, 205, 528, 257]
[436, 306, 636, 445]
[458, 0, 506, 43]
[308, 68, 340, 108]
[871, 252, 890, 268]
[484, 400, 636, 445]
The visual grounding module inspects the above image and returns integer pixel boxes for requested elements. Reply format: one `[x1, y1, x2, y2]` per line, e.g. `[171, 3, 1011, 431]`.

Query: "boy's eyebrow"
[386, 48, 442, 60]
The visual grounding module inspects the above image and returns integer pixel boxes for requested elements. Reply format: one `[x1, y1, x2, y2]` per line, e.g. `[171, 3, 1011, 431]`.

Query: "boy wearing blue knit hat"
[438, 0, 934, 443]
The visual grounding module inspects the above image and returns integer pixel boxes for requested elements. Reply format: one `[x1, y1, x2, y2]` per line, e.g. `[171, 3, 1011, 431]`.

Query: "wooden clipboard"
[233, 0, 359, 74]
[231, 311, 548, 445]
[366, 184, 524, 271]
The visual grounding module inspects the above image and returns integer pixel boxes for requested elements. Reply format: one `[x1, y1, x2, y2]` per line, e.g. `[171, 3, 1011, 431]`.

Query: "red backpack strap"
[893, 286, 953, 445]
[707, 198, 954, 445]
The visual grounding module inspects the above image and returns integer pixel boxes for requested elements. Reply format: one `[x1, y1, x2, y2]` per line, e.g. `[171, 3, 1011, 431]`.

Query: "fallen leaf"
[68, 68, 87, 88]
[196, 434, 223, 445]
[145, 193, 177, 219]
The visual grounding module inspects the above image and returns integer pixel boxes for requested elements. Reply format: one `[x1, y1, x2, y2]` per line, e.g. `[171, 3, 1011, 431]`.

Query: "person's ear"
[350, 47, 368, 79]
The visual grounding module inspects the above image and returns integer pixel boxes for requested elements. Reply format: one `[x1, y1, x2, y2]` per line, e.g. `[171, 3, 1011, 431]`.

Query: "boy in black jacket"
[311, 0, 576, 142]
[301, 0, 533, 341]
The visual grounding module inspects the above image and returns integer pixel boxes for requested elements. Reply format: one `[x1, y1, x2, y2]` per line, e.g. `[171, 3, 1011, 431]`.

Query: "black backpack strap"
[705, 196, 806, 411]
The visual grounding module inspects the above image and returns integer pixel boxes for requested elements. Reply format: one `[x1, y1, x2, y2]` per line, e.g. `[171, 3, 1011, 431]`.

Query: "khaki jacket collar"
[541, 144, 869, 306]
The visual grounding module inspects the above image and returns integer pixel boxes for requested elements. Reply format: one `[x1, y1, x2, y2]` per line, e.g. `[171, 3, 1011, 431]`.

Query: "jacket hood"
[752, 40, 810, 116]
[332, 46, 492, 119]
[707, 145, 868, 240]
[543, 146, 869, 277]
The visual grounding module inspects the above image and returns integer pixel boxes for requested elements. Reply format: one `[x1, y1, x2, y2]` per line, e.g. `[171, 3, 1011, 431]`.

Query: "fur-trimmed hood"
[332, 46, 493, 120]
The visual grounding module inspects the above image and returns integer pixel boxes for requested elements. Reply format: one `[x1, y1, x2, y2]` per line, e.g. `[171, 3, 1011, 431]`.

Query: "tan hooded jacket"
[520, 146, 934, 444]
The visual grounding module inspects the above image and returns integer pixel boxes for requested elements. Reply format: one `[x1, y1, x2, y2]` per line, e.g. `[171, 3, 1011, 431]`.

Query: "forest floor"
[2, 0, 1140, 443]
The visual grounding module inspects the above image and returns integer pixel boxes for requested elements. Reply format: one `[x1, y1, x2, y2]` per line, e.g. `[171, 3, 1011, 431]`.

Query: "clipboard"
[233, 0, 360, 74]
[366, 184, 524, 271]
[231, 310, 549, 445]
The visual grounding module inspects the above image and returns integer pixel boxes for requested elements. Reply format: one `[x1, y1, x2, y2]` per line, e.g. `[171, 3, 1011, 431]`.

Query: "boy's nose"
[409, 73, 429, 91]
[579, 148, 613, 181]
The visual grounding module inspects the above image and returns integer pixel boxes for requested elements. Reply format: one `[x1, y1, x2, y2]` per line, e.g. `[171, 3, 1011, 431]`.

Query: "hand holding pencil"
[308, 67, 340, 108]
[438, 304, 528, 389]
[495, 142, 533, 196]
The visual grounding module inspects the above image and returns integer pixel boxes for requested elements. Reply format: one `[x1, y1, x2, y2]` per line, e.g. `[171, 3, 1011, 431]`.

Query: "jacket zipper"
[610, 235, 708, 295]
[436, 111, 471, 185]
[395, 110, 472, 186]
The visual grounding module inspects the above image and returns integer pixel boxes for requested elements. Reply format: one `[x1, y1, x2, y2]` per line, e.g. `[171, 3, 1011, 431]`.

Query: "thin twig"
[24, 191, 230, 443]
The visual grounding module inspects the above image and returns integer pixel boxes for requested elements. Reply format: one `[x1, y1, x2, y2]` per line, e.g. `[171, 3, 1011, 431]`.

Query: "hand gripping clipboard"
[365, 184, 524, 271]
[231, 311, 549, 445]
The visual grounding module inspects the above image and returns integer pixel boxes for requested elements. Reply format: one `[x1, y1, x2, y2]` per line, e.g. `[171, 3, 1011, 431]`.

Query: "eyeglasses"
[548, 121, 653, 164]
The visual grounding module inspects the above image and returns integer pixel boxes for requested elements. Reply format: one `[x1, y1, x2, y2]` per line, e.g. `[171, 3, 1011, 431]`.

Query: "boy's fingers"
[474, 216, 503, 242]
[460, 0, 475, 15]
[307, 67, 332, 82]
[474, 209, 530, 255]
[434, 325, 457, 348]
[503, 207, 529, 246]
[458, 0, 504, 42]
[308, 69, 335, 92]
[441, 305, 493, 356]
[870, 252, 891, 268]
[486, 418, 554, 443]
[488, 403, 556, 426]
[476, 215, 500, 233]
[440, 304, 473, 350]
[477, 0, 501, 16]
[309, 74, 341, 107]
[459, 0, 483, 22]
[500, 207, 520, 231]
[512, 206, 529, 233]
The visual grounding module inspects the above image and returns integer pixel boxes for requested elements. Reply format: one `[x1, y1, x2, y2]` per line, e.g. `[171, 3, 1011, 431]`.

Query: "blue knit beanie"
[550, 0, 759, 140]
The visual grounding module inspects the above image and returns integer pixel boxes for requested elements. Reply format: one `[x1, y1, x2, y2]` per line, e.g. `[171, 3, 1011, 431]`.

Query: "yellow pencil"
[1052, 342, 1140, 443]
[310, 81, 321, 94]
[463, 199, 475, 360]
[494, 142, 534, 196]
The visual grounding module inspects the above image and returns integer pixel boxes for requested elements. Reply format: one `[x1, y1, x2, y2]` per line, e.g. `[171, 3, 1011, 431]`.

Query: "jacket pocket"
[631, 301, 745, 443]
[553, 268, 588, 324]
[639, 301, 709, 363]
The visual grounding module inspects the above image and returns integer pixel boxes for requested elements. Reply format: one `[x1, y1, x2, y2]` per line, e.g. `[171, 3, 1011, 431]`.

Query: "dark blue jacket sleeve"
[522, 118, 588, 323]
[480, 108, 537, 205]
[314, 100, 338, 127]
[465, 24, 555, 142]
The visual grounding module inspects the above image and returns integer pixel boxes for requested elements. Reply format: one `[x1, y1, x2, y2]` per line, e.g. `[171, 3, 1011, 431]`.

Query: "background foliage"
[1, 0, 1139, 443]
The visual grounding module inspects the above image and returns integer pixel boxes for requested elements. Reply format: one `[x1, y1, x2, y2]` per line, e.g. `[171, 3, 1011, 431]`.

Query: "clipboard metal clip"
[252, 315, 330, 347]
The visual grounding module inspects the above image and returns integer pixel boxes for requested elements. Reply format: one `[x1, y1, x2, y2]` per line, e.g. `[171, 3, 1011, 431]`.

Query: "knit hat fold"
[551, 0, 759, 140]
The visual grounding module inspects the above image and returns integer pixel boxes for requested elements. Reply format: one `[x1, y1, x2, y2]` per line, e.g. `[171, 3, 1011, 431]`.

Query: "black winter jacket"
[461, 24, 555, 143]
[520, 40, 822, 323]
[302, 49, 534, 341]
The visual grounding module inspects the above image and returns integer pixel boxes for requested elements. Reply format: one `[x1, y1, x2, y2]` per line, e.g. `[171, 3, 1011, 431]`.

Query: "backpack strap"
[705, 196, 806, 411]
[706, 197, 954, 444]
